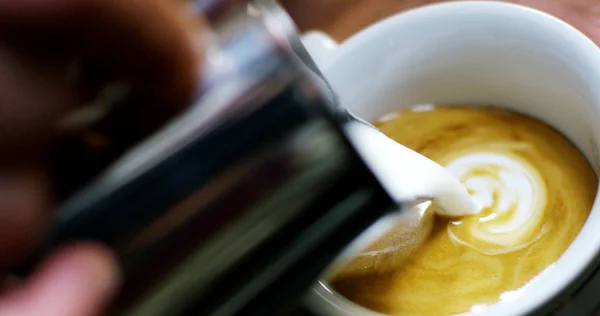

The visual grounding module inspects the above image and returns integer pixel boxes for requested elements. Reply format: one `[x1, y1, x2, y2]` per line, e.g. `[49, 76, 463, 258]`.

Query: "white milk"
[344, 121, 477, 216]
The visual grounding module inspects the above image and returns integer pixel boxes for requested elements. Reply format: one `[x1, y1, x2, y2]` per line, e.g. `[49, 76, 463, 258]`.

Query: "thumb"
[0, 243, 120, 316]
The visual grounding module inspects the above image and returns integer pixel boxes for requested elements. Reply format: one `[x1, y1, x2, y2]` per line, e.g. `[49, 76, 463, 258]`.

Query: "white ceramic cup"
[299, 1, 600, 315]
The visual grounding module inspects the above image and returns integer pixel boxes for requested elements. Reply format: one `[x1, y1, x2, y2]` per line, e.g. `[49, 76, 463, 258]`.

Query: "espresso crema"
[330, 106, 597, 315]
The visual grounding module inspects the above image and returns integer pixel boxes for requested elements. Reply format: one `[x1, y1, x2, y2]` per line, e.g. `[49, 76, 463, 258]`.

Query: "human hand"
[0, 0, 201, 315]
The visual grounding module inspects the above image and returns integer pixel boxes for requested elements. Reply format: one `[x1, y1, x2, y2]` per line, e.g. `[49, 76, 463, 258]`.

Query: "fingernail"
[79, 243, 121, 297]
[53, 242, 121, 299]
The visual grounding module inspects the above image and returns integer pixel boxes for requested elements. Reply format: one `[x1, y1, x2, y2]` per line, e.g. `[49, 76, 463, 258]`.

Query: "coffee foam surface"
[330, 106, 597, 315]
[444, 150, 547, 254]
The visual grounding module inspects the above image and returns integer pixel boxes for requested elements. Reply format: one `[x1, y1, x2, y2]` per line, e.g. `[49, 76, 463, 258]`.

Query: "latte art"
[445, 150, 547, 254]
[330, 106, 597, 315]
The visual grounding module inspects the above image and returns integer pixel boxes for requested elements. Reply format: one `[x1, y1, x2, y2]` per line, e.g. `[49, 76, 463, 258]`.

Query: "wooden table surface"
[281, 0, 600, 44]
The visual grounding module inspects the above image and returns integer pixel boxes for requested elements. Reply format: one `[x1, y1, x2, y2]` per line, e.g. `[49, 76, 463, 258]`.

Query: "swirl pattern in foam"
[444, 151, 547, 254]
[330, 106, 597, 316]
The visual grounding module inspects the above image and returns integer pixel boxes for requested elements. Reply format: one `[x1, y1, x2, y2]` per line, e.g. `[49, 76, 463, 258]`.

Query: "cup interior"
[306, 2, 600, 315]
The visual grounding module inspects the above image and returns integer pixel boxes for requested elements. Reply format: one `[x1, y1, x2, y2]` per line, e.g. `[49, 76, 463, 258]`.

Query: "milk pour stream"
[326, 121, 478, 270]
[344, 122, 478, 217]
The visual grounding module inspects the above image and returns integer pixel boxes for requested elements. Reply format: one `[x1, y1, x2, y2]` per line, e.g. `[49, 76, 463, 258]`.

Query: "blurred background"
[282, 0, 600, 44]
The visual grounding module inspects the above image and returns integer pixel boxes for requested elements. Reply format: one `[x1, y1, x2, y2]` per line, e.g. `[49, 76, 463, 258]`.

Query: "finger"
[0, 275, 22, 295]
[0, 243, 119, 316]
[0, 42, 78, 159]
[0, 166, 50, 266]
[0, 0, 201, 110]
[0, 0, 204, 199]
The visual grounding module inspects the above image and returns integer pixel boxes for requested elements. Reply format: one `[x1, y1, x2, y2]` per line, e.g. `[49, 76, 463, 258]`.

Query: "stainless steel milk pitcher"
[17, 2, 403, 315]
